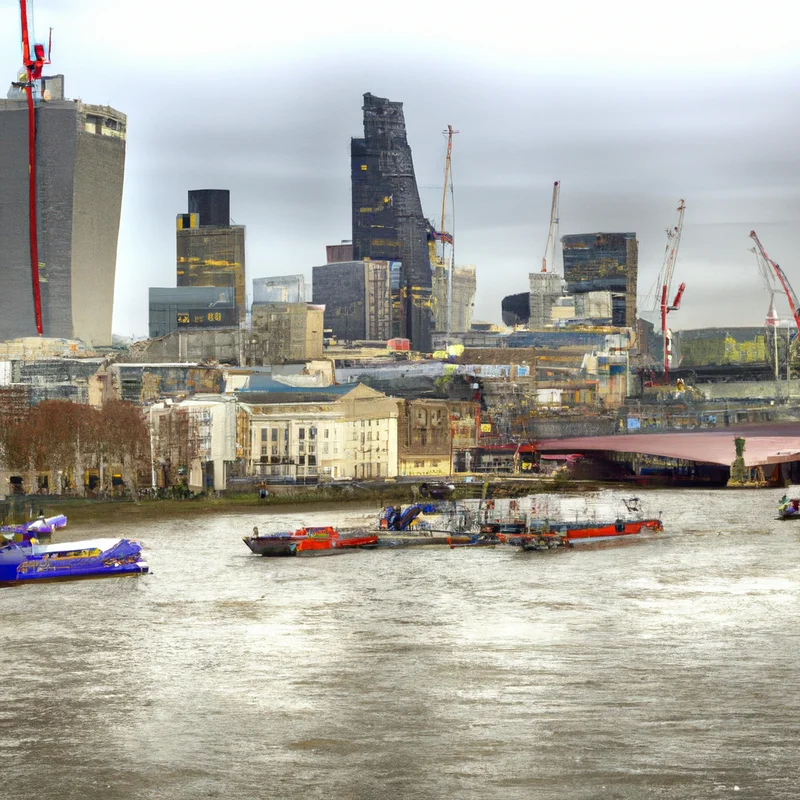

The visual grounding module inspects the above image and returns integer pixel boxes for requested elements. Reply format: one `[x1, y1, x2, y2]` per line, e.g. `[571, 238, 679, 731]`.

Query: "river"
[2, 487, 799, 799]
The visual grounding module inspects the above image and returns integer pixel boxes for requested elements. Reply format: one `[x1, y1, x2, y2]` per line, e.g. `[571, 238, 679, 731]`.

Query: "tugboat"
[0, 537, 148, 586]
[552, 497, 663, 542]
[243, 526, 378, 557]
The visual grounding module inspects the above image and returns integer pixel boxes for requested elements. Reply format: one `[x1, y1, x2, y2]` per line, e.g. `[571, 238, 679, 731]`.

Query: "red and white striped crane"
[749, 230, 800, 336]
[655, 199, 686, 385]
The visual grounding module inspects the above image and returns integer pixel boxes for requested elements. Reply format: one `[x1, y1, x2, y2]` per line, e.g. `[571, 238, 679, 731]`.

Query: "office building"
[351, 93, 432, 349]
[252, 275, 306, 304]
[312, 260, 392, 341]
[0, 74, 126, 345]
[176, 189, 246, 325]
[561, 233, 638, 327]
[148, 286, 235, 339]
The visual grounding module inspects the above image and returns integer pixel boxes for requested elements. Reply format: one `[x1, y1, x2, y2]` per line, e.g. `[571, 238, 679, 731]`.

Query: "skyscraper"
[351, 93, 432, 350]
[0, 74, 126, 345]
[561, 233, 638, 327]
[176, 190, 246, 325]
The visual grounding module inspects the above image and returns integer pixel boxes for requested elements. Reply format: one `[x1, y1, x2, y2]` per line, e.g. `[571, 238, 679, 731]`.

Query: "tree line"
[0, 400, 151, 496]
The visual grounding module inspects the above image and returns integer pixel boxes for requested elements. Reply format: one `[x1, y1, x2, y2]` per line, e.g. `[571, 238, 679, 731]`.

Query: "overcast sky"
[2, 0, 799, 336]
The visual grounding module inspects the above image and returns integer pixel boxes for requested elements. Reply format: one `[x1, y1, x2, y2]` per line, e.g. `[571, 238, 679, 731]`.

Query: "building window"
[299, 455, 306, 465]
[299, 428, 305, 440]
[367, 432, 372, 441]
[352, 431, 358, 441]
[308, 444, 315, 454]
[324, 429, 329, 439]
[376, 463, 381, 477]
[323, 443, 329, 454]
[308, 455, 316, 466]
[299, 442, 305, 453]
[375, 431, 379, 440]
[271, 446, 278, 456]
[261, 429, 267, 442]
[334, 443, 338, 454]
[271, 429, 278, 442]
[261, 446, 268, 456]
[361, 420, 365, 427]
[310, 427, 317, 439]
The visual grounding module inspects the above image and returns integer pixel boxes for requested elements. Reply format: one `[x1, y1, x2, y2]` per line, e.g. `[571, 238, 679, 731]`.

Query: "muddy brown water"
[2, 488, 799, 799]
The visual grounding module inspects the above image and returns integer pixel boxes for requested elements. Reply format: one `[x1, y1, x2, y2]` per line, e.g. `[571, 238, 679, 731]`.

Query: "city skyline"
[1, 0, 797, 338]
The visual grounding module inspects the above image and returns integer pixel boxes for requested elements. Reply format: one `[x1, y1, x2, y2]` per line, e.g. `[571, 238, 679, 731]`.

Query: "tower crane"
[654, 199, 686, 385]
[541, 181, 560, 273]
[749, 235, 780, 328]
[749, 231, 800, 335]
[439, 125, 458, 340]
[16, 0, 52, 336]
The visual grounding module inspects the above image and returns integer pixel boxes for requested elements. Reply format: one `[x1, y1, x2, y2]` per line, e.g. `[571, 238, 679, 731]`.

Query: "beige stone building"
[244, 384, 399, 480]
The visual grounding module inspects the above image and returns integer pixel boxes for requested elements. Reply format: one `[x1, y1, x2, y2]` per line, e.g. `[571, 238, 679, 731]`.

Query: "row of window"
[258, 422, 386, 443]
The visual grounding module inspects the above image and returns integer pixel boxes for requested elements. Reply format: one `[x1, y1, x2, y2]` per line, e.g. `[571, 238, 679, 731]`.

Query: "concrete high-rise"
[351, 93, 432, 350]
[0, 74, 126, 345]
[561, 232, 638, 327]
[176, 190, 246, 325]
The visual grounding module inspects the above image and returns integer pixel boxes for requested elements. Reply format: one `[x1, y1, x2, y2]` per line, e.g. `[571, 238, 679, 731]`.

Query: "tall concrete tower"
[0, 75, 126, 346]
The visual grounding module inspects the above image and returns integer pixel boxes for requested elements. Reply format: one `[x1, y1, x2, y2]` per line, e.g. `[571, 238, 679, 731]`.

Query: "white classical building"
[243, 384, 400, 481]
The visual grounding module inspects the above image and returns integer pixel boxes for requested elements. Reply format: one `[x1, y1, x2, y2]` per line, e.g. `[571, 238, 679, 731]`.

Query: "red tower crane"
[749, 231, 800, 335]
[17, 0, 51, 336]
[655, 199, 686, 385]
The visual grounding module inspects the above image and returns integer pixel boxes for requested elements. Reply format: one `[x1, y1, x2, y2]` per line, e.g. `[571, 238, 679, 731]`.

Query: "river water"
[2, 488, 799, 799]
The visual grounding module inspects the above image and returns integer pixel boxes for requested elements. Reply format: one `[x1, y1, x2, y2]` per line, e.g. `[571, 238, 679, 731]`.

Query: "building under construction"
[176, 190, 246, 326]
[0, 74, 126, 346]
[561, 233, 638, 327]
[351, 93, 432, 350]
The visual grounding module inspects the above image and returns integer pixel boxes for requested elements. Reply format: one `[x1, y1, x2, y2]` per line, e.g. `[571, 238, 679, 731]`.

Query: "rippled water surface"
[2, 488, 800, 799]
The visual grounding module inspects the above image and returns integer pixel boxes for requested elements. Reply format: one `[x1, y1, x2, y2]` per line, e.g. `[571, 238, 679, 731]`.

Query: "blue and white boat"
[1, 514, 68, 541]
[0, 537, 149, 585]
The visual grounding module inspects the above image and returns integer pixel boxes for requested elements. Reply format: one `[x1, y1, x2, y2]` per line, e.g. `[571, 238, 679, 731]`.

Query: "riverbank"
[2, 475, 613, 525]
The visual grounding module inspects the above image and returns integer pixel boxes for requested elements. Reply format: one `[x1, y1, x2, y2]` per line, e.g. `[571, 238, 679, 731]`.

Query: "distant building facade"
[0, 75, 126, 345]
[351, 93, 432, 349]
[252, 275, 306, 304]
[176, 189, 246, 325]
[529, 272, 564, 328]
[561, 233, 638, 327]
[312, 260, 392, 341]
[326, 242, 353, 264]
[432, 264, 477, 334]
[148, 287, 235, 339]
[250, 302, 324, 363]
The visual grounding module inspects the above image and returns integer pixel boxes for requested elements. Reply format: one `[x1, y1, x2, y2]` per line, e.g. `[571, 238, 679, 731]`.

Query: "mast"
[440, 125, 458, 341]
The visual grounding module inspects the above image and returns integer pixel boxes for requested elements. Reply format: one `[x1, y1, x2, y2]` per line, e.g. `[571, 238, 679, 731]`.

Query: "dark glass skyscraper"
[561, 232, 639, 327]
[176, 190, 246, 326]
[351, 93, 432, 350]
